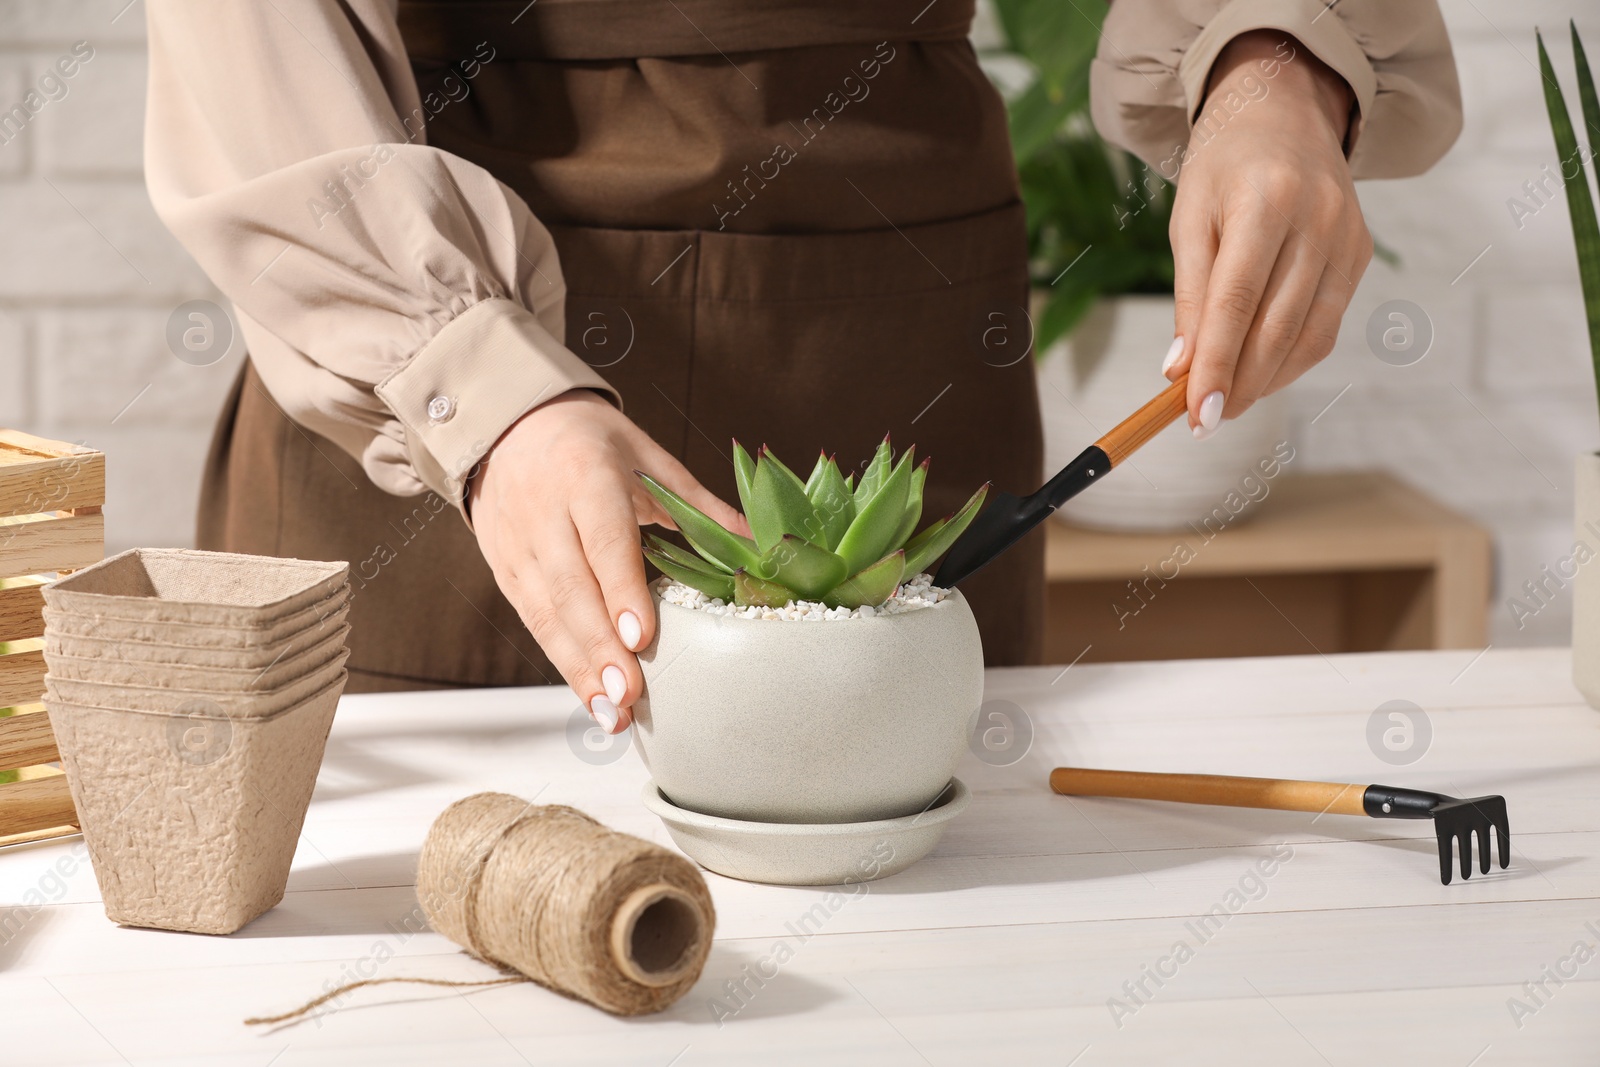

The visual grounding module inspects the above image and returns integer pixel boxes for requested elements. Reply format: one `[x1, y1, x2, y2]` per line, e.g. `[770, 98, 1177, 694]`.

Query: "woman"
[144, 1, 1461, 731]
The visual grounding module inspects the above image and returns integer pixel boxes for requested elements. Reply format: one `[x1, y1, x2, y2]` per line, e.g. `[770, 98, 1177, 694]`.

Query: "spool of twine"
[419, 792, 714, 1015]
[245, 792, 714, 1025]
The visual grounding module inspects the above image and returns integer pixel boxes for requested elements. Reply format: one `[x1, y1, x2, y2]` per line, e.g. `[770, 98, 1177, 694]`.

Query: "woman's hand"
[469, 390, 745, 733]
[1163, 30, 1374, 437]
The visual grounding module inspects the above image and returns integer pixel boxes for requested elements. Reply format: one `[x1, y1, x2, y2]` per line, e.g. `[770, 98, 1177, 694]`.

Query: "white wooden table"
[3, 648, 1598, 1065]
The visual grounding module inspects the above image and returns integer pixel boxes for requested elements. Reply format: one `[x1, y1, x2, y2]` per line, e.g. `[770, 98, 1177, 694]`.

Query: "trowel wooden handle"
[1094, 372, 1189, 466]
[1050, 766, 1367, 817]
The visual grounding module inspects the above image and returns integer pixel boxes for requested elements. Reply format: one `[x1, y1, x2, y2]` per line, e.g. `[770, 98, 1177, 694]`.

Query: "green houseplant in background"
[990, 0, 1174, 354]
[990, 0, 1396, 353]
[987, 0, 1295, 532]
[1537, 23, 1600, 708]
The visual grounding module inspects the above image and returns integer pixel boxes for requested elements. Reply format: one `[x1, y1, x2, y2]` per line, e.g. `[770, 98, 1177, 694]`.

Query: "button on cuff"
[375, 297, 622, 511]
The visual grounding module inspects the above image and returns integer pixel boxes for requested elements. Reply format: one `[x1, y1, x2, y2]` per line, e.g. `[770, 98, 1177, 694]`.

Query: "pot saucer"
[641, 778, 970, 886]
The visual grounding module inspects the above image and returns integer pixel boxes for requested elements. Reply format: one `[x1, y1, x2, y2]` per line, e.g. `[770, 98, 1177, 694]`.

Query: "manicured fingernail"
[1162, 336, 1184, 373]
[618, 611, 643, 651]
[589, 695, 619, 733]
[602, 664, 627, 705]
[1193, 390, 1225, 440]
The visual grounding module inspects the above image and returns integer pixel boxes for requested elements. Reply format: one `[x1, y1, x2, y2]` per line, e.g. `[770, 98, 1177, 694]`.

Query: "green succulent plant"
[637, 439, 988, 610]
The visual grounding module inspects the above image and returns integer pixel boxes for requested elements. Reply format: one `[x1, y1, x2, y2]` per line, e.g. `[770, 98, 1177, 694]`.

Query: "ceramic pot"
[642, 779, 971, 885]
[1573, 453, 1600, 708]
[634, 590, 984, 824]
[1036, 293, 1290, 532]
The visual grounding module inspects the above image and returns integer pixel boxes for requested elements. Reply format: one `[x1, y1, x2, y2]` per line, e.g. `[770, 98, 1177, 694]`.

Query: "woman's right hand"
[469, 390, 745, 734]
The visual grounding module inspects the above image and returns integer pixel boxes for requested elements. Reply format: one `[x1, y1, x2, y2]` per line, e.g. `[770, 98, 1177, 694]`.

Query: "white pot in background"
[1036, 294, 1290, 532]
[1572, 454, 1600, 708]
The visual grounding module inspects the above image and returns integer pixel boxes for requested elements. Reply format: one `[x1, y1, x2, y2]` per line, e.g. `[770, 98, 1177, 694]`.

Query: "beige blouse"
[1092, 0, 1463, 180]
[144, 0, 1462, 507]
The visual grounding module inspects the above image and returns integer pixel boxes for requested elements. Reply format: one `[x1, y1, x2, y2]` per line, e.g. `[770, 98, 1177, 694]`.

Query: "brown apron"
[199, 0, 1045, 692]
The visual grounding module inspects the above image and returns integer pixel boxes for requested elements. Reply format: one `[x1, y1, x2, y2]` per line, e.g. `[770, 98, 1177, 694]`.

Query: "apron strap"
[398, 0, 975, 62]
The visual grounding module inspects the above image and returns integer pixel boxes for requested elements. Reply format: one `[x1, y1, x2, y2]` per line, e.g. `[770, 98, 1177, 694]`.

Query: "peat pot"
[634, 589, 984, 825]
[45, 674, 345, 934]
[40, 547, 351, 933]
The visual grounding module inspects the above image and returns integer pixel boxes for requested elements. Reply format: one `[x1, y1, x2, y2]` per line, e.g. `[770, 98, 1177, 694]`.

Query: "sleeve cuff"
[1177, 0, 1376, 157]
[375, 297, 621, 508]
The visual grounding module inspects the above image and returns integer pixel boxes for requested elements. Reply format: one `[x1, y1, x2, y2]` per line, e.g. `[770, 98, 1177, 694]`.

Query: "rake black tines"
[1429, 796, 1511, 886]
[1363, 785, 1510, 885]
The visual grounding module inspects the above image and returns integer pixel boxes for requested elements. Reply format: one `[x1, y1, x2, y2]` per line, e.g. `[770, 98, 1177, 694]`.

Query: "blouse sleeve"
[143, 0, 619, 506]
[1089, 0, 1464, 180]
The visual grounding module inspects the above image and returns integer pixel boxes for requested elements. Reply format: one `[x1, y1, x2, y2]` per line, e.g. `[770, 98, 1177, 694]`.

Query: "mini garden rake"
[1049, 767, 1510, 885]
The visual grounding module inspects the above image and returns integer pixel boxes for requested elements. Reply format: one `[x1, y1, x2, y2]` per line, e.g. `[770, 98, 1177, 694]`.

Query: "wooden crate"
[0, 430, 104, 846]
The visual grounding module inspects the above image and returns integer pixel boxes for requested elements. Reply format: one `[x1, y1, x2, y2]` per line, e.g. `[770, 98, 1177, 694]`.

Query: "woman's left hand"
[1162, 30, 1374, 438]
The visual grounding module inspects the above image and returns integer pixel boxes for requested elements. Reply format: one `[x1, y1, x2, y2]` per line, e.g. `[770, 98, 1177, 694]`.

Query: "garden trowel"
[934, 373, 1190, 588]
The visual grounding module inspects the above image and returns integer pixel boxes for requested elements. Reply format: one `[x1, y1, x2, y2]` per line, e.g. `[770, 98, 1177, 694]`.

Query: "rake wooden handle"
[1050, 766, 1368, 817]
[1093, 372, 1189, 466]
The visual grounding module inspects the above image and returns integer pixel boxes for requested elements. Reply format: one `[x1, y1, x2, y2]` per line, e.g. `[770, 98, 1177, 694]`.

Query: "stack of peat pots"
[40, 548, 351, 934]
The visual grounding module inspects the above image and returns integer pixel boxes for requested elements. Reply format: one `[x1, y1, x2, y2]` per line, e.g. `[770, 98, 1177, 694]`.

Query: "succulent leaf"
[734, 568, 794, 607]
[644, 546, 735, 601]
[637, 472, 759, 573]
[854, 435, 893, 504]
[752, 535, 849, 600]
[761, 446, 809, 491]
[803, 452, 830, 496]
[823, 550, 906, 609]
[889, 457, 929, 550]
[748, 452, 824, 552]
[642, 440, 987, 605]
[643, 533, 719, 573]
[833, 445, 914, 575]
[903, 483, 989, 575]
[732, 440, 758, 517]
[902, 515, 947, 566]
[805, 455, 855, 548]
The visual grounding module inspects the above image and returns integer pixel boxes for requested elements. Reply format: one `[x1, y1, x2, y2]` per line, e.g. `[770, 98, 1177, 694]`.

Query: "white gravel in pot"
[657, 573, 950, 620]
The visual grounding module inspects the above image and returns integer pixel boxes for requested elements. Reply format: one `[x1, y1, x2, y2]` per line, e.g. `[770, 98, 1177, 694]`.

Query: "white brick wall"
[1285, 4, 1597, 648]
[36, 47, 145, 176]
[0, 0, 232, 557]
[0, 310, 29, 426]
[0, 2, 147, 45]
[0, 60, 31, 178]
[0, 0, 1593, 651]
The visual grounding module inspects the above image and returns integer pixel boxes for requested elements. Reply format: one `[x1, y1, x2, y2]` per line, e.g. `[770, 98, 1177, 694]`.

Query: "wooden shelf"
[1042, 471, 1492, 664]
